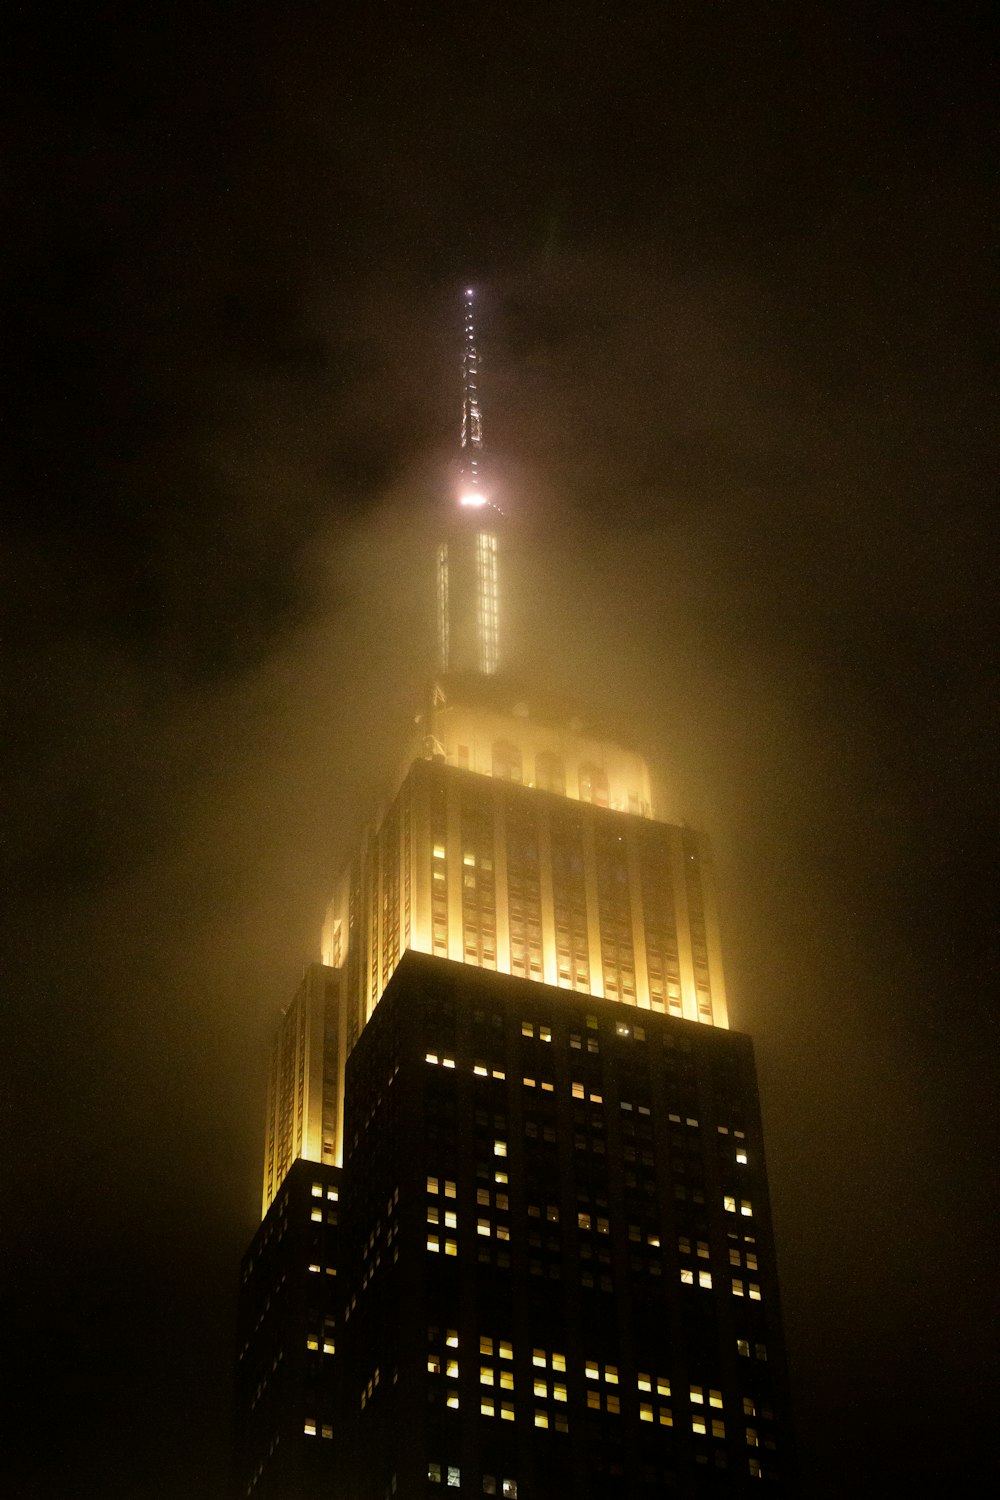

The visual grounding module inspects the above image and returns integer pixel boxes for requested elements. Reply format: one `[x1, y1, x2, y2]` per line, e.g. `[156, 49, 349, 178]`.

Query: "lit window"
[321, 1424, 333, 1439]
[747, 1427, 759, 1447]
[585, 1361, 599, 1380]
[532, 1349, 547, 1368]
[534, 1409, 549, 1428]
[323, 1341, 335, 1355]
[724, 1196, 736, 1213]
[533, 1379, 547, 1398]
[478, 1219, 491, 1237]
[445, 1239, 457, 1256]
[445, 1359, 458, 1378]
[690, 1385, 704, 1404]
[481, 1399, 495, 1417]
[433, 845, 445, 860]
[638, 1374, 652, 1393]
[446, 1392, 459, 1409]
[446, 1331, 459, 1347]
[500, 1402, 514, 1421]
[427, 1176, 439, 1194]
[480, 1336, 494, 1355]
[445, 1181, 457, 1198]
[539, 1026, 551, 1042]
[680, 1268, 694, 1284]
[502, 1481, 518, 1497]
[607, 1394, 620, 1414]
[494, 1141, 507, 1157]
[749, 1458, 762, 1478]
[743, 1397, 756, 1417]
[659, 1408, 673, 1427]
[443, 1057, 455, 1069]
[640, 1403, 654, 1422]
[308, 1262, 321, 1274]
[551, 1352, 566, 1372]
[605, 1365, 619, 1385]
[306, 1337, 318, 1351]
[474, 1064, 488, 1077]
[712, 1419, 725, 1439]
[521, 1021, 534, 1037]
[553, 1383, 567, 1402]
[692, 1417, 707, 1435]
[427, 1236, 440, 1253]
[428, 1355, 441, 1374]
[428, 1207, 440, 1224]
[699, 1270, 713, 1289]
[740, 1200, 753, 1217]
[749, 1283, 762, 1301]
[499, 1369, 514, 1390]
[444, 1211, 457, 1228]
[523, 1077, 536, 1088]
[310, 1183, 322, 1198]
[736, 1149, 748, 1164]
[426, 1053, 439, 1065]
[304, 1420, 317, 1436]
[709, 1389, 723, 1409]
[656, 1377, 670, 1398]
[499, 1341, 513, 1360]
[447, 1468, 461, 1487]
[737, 1339, 750, 1357]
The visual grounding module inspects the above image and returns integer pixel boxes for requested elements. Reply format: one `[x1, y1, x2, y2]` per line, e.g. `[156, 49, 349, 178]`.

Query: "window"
[492, 740, 523, 783]
[304, 1419, 316, 1436]
[579, 762, 609, 807]
[447, 1467, 460, 1487]
[428, 1463, 441, 1483]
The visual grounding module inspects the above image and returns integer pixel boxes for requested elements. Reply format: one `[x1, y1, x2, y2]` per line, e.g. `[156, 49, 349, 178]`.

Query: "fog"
[4, 5, 995, 1494]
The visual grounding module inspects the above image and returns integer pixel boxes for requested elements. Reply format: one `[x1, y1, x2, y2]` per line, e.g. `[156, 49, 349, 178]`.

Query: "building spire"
[459, 287, 484, 502]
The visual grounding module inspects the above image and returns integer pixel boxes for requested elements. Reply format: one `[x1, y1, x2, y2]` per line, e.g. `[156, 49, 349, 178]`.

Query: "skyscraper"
[234, 292, 794, 1498]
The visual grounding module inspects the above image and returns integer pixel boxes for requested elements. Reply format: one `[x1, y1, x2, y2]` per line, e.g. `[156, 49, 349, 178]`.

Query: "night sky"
[3, 4, 995, 1495]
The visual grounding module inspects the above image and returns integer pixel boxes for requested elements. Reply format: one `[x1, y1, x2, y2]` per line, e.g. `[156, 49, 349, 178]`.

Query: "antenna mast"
[460, 288, 484, 498]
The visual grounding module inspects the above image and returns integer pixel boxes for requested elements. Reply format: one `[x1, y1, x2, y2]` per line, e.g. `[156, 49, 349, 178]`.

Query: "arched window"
[578, 761, 609, 807]
[492, 739, 523, 783]
[535, 751, 566, 796]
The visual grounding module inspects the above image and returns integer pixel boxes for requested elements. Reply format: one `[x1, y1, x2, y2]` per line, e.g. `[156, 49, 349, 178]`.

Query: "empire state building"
[234, 291, 794, 1499]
